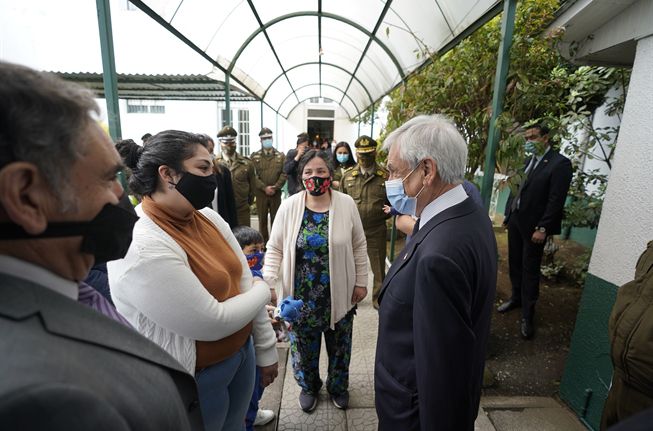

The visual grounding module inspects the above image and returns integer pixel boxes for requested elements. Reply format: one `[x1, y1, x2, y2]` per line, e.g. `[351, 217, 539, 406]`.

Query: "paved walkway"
[251, 216, 586, 430]
[256, 293, 586, 431]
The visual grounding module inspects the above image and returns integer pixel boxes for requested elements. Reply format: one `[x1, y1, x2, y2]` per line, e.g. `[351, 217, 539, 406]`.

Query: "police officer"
[215, 125, 258, 227]
[340, 135, 390, 309]
[250, 127, 287, 243]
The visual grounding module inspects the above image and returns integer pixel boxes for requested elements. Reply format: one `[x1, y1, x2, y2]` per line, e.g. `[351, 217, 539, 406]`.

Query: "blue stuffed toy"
[274, 296, 304, 326]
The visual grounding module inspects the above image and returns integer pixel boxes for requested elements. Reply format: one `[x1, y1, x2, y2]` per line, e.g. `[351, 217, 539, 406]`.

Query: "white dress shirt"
[418, 184, 469, 230]
[0, 255, 78, 299]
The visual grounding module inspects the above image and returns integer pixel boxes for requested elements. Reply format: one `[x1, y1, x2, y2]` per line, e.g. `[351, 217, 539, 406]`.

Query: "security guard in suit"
[215, 125, 258, 227]
[250, 127, 287, 243]
[340, 136, 390, 309]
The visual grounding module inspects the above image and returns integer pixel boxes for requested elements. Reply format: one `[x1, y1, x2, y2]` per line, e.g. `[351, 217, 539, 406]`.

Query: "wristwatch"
[536, 226, 546, 233]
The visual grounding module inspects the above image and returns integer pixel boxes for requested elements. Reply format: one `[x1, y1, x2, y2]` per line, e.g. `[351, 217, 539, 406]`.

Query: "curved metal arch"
[277, 83, 360, 116]
[286, 96, 354, 120]
[227, 11, 405, 81]
[263, 62, 374, 105]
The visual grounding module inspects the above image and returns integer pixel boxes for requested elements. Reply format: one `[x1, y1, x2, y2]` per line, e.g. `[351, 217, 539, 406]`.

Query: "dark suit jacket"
[0, 274, 203, 430]
[283, 149, 302, 195]
[375, 198, 497, 431]
[215, 166, 238, 228]
[504, 149, 573, 235]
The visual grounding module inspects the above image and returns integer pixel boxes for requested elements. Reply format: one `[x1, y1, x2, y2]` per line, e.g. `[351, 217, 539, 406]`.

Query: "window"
[149, 105, 165, 114]
[307, 109, 335, 119]
[238, 109, 250, 156]
[126, 100, 165, 114]
[309, 97, 320, 103]
[126, 100, 148, 113]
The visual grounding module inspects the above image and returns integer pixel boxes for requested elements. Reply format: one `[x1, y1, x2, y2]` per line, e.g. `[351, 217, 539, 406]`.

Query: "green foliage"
[383, 0, 631, 233]
[384, 0, 563, 177]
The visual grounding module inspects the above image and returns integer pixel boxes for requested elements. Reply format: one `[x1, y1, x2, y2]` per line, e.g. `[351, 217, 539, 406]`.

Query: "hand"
[259, 363, 279, 388]
[265, 185, 276, 196]
[269, 287, 278, 305]
[351, 286, 367, 304]
[531, 230, 546, 244]
[383, 205, 391, 215]
[295, 145, 307, 161]
[332, 180, 340, 189]
[265, 304, 276, 323]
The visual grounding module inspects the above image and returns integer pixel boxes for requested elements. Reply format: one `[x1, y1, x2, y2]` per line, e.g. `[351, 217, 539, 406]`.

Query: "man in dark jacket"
[0, 61, 202, 430]
[498, 124, 573, 339]
[283, 133, 310, 195]
[375, 114, 497, 431]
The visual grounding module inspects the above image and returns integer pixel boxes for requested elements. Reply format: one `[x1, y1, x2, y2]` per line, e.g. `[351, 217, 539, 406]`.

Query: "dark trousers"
[365, 223, 387, 308]
[507, 216, 544, 320]
[255, 192, 281, 244]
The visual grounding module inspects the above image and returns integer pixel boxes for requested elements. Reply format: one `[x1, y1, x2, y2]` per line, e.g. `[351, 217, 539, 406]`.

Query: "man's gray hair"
[0, 61, 99, 210]
[382, 114, 468, 185]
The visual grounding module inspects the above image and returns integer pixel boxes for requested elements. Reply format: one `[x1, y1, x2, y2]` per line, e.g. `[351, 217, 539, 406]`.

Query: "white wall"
[588, 35, 653, 286]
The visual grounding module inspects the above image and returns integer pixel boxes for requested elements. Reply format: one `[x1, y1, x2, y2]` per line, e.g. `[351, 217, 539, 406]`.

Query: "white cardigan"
[108, 205, 278, 375]
[263, 190, 368, 329]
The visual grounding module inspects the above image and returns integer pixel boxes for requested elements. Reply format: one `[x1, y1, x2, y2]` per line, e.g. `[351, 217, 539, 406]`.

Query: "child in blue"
[232, 226, 276, 430]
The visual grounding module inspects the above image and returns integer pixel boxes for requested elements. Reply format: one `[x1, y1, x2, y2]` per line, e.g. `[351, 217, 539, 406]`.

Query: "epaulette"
[376, 169, 388, 179]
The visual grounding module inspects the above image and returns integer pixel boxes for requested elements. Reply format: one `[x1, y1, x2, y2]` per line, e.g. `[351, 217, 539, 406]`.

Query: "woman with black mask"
[107, 130, 278, 431]
[263, 149, 368, 413]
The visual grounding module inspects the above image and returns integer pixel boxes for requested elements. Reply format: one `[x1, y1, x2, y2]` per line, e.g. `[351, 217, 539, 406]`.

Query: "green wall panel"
[560, 273, 618, 430]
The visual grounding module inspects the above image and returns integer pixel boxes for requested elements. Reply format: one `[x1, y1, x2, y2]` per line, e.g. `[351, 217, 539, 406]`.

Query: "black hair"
[332, 141, 356, 169]
[232, 226, 264, 249]
[115, 139, 142, 170]
[297, 149, 334, 184]
[141, 133, 152, 142]
[526, 123, 550, 137]
[129, 130, 208, 196]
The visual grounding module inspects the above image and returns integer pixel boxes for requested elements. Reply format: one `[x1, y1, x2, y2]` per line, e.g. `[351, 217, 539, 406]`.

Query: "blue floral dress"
[289, 208, 355, 396]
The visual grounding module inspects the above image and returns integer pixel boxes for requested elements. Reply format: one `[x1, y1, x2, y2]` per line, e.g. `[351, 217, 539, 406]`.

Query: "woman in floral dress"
[263, 149, 368, 412]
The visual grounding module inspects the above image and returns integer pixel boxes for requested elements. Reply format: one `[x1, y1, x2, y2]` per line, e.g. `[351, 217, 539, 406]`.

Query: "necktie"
[511, 157, 536, 212]
[78, 281, 132, 327]
[412, 218, 421, 236]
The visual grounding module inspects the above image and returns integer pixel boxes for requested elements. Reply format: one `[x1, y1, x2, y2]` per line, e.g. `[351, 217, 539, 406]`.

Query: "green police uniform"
[216, 125, 257, 227]
[251, 129, 287, 242]
[340, 136, 390, 308]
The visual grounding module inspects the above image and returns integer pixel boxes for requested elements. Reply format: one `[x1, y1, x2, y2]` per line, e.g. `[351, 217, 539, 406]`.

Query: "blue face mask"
[246, 250, 265, 272]
[524, 140, 538, 155]
[336, 153, 349, 164]
[262, 139, 273, 149]
[384, 161, 425, 217]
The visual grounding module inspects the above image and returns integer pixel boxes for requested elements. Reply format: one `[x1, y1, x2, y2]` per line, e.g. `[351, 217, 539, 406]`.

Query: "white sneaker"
[253, 409, 275, 426]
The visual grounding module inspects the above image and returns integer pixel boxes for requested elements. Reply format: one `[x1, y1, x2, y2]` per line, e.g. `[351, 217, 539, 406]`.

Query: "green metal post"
[389, 216, 397, 262]
[96, 0, 121, 140]
[225, 74, 231, 126]
[358, 120, 361, 137]
[370, 103, 375, 137]
[260, 101, 264, 130]
[480, 0, 517, 210]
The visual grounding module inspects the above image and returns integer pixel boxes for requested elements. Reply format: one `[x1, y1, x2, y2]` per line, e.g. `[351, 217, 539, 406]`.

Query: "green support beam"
[96, 0, 121, 140]
[370, 103, 375, 137]
[225, 73, 231, 126]
[481, 0, 517, 210]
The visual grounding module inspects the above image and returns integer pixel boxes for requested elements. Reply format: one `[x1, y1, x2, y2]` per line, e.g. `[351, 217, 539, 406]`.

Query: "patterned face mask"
[303, 176, 332, 196]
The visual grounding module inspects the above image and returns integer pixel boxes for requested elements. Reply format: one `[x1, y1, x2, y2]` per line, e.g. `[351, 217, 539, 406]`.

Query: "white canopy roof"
[1, 0, 502, 119]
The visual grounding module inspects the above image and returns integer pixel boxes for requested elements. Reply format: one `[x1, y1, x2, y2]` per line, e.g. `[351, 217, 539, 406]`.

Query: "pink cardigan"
[263, 190, 368, 328]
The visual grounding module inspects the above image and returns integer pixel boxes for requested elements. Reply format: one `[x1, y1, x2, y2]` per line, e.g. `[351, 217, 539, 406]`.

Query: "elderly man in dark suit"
[375, 114, 497, 431]
[498, 124, 573, 339]
[0, 61, 203, 430]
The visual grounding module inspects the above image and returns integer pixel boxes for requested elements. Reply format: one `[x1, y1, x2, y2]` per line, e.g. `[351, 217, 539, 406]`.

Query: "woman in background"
[331, 141, 356, 189]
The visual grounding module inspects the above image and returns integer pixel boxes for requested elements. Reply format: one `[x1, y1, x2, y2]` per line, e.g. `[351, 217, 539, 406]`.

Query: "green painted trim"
[560, 272, 618, 431]
[96, 0, 122, 140]
[569, 227, 598, 248]
[481, 0, 516, 210]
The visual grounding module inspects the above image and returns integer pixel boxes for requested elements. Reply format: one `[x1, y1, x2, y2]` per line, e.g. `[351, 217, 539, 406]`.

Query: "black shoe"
[299, 390, 318, 413]
[497, 299, 521, 313]
[520, 318, 534, 339]
[330, 392, 349, 410]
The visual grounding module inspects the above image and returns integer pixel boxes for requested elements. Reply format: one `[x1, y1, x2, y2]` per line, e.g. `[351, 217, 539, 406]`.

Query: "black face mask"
[0, 194, 139, 265]
[170, 171, 217, 210]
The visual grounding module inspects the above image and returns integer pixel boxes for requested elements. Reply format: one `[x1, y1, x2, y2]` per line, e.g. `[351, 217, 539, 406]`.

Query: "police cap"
[354, 135, 377, 154]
